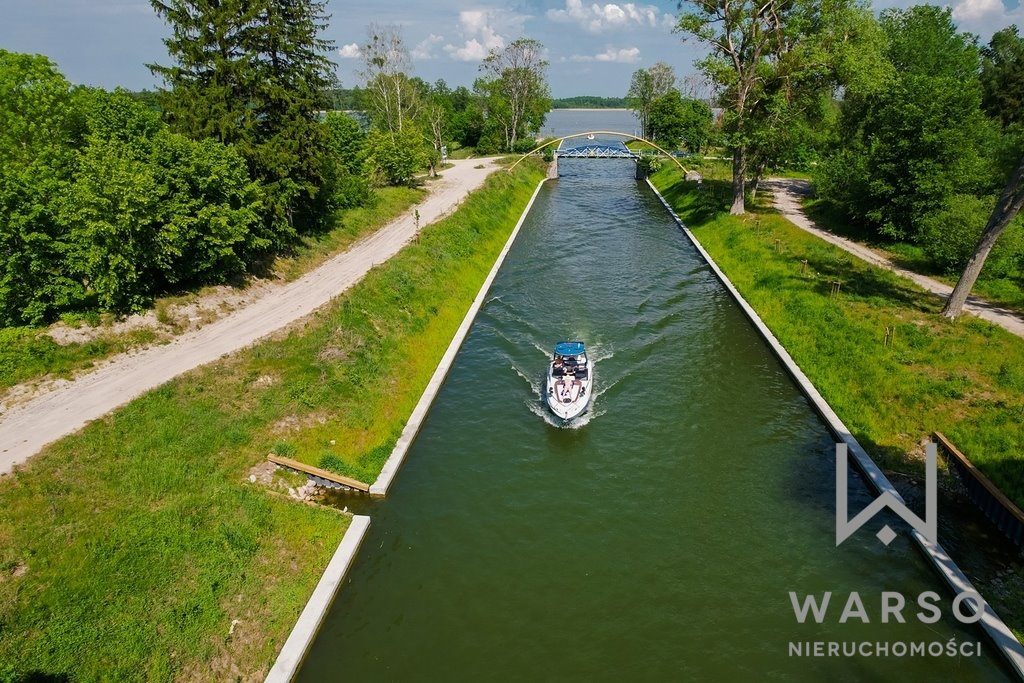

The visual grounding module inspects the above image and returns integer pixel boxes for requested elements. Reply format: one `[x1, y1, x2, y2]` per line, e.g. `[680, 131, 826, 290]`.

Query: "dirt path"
[763, 178, 1024, 339]
[0, 158, 503, 475]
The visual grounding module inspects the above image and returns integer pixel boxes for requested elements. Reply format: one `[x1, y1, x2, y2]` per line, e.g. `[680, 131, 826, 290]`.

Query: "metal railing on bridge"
[555, 143, 638, 159]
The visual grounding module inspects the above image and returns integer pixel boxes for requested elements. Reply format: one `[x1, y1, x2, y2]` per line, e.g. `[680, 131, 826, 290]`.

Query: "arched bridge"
[556, 142, 637, 159]
[508, 131, 689, 174]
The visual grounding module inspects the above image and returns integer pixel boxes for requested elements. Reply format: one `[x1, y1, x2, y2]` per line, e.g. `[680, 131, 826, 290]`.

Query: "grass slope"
[649, 166, 1024, 507]
[263, 161, 547, 482]
[0, 160, 545, 681]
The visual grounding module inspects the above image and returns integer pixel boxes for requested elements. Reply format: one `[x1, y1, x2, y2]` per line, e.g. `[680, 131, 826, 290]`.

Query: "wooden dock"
[267, 454, 371, 493]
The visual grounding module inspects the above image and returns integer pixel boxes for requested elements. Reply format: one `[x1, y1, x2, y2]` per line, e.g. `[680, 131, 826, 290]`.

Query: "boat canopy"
[554, 341, 585, 357]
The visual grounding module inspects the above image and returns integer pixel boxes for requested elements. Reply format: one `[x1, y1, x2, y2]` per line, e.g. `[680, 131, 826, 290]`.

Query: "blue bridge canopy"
[554, 341, 586, 356]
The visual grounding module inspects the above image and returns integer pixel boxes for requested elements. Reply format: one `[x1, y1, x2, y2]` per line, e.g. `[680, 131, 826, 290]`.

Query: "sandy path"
[764, 178, 1024, 339]
[0, 158, 502, 474]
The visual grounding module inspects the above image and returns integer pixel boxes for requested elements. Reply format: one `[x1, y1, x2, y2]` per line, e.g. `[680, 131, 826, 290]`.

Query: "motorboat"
[545, 341, 593, 421]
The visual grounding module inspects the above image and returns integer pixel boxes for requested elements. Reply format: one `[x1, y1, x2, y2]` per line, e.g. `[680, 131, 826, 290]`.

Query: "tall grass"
[0, 159, 546, 681]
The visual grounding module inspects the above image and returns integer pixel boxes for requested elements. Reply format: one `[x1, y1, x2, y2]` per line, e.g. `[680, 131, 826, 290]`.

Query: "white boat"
[545, 341, 593, 422]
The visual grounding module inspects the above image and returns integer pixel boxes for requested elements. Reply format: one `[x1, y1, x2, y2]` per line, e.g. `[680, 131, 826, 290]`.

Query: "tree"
[981, 26, 1024, 129]
[364, 128, 423, 186]
[676, 0, 878, 215]
[627, 62, 678, 138]
[942, 154, 1024, 318]
[479, 38, 551, 152]
[0, 50, 83, 324]
[817, 6, 997, 240]
[675, 0, 793, 214]
[360, 24, 421, 137]
[648, 62, 677, 99]
[150, 0, 336, 242]
[323, 112, 371, 208]
[627, 69, 655, 138]
[648, 90, 712, 152]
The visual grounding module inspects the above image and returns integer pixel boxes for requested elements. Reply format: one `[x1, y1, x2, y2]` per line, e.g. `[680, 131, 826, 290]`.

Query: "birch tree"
[360, 24, 420, 137]
[480, 38, 550, 152]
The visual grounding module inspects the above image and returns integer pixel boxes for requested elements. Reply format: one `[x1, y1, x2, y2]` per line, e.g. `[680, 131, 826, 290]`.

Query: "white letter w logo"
[835, 443, 937, 547]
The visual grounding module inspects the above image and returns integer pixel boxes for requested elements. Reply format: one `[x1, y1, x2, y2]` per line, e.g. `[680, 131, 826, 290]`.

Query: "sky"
[1, 0, 1022, 98]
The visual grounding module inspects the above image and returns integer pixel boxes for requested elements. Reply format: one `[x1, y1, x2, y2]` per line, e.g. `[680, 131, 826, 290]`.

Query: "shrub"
[921, 194, 1024, 276]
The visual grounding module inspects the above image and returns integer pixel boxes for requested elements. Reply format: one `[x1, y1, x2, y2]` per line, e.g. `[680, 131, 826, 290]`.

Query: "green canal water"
[299, 159, 1012, 681]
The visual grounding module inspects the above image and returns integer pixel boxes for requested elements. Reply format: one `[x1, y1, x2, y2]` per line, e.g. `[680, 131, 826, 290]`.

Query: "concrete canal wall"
[370, 170, 554, 497]
[646, 179, 1024, 680]
[265, 515, 371, 683]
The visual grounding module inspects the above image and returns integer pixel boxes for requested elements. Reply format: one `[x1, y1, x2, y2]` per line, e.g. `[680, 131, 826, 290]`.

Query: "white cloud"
[951, 0, 1024, 36]
[443, 9, 509, 62]
[338, 43, 361, 59]
[547, 0, 670, 34]
[569, 46, 641, 63]
[411, 34, 445, 60]
[446, 38, 489, 62]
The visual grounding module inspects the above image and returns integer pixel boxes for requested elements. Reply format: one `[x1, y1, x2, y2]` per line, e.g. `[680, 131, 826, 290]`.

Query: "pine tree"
[149, 0, 336, 243]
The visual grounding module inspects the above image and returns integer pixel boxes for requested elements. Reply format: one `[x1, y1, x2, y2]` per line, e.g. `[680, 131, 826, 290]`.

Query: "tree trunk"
[730, 145, 748, 215]
[942, 154, 1024, 319]
[750, 160, 767, 200]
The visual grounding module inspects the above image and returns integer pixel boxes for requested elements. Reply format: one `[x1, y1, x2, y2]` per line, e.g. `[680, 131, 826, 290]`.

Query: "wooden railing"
[934, 432, 1024, 548]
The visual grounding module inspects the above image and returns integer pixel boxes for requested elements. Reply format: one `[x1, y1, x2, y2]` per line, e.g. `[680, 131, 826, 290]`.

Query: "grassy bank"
[0, 185, 424, 395]
[266, 160, 547, 481]
[649, 166, 1024, 505]
[649, 165, 1024, 638]
[0, 159, 545, 681]
[804, 197, 1024, 312]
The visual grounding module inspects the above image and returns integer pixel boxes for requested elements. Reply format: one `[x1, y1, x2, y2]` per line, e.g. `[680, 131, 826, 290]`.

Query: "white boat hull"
[545, 359, 593, 421]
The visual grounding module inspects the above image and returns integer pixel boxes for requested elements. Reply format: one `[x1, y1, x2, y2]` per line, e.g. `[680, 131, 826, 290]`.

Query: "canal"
[298, 158, 1011, 680]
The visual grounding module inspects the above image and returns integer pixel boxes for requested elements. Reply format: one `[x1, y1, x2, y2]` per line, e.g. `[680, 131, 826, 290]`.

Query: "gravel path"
[0, 158, 503, 474]
[763, 178, 1024, 339]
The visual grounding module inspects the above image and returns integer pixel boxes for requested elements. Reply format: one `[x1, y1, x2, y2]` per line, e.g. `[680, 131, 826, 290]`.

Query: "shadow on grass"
[658, 177, 731, 226]
[12, 673, 71, 683]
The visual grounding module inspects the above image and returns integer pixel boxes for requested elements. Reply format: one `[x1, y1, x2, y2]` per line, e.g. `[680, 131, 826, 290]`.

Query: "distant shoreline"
[550, 108, 633, 112]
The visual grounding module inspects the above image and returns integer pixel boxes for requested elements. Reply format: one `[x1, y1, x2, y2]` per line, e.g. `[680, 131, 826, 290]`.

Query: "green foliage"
[920, 194, 991, 274]
[0, 51, 84, 324]
[323, 112, 372, 209]
[551, 96, 629, 108]
[478, 38, 551, 152]
[920, 194, 1024, 277]
[0, 53, 265, 322]
[365, 128, 424, 186]
[649, 90, 712, 152]
[818, 6, 999, 240]
[676, 0, 873, 212]
[150, 0, 336, 240]
[981, 25, 1024, 129]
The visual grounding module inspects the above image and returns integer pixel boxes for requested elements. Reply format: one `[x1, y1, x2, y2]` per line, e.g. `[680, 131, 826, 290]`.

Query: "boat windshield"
[553, 341, 585, 357]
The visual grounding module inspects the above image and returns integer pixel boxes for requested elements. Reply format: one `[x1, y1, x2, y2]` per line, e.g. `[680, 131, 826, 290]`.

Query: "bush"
[365, 129, 423, 186]
[921, 194, 1024, 276]
[512, 137, 537, 154]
